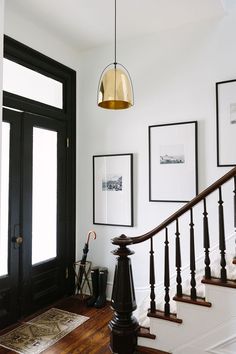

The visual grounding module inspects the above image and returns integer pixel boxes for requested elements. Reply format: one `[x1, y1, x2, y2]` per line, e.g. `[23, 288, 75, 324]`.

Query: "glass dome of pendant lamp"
[97, 0, 134, 110]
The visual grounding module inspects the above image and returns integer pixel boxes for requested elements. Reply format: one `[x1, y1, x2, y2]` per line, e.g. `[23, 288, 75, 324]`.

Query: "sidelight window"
[32, 127, 57, 265]
[0, 123, 10, 276]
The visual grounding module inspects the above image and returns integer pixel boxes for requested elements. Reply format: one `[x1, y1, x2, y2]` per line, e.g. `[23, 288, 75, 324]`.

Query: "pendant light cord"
[114, 0, 117, 66]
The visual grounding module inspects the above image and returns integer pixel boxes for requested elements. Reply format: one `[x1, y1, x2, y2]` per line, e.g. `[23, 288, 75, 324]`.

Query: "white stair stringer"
[174, 316, 236, 354]
[138, 284, 236, 353]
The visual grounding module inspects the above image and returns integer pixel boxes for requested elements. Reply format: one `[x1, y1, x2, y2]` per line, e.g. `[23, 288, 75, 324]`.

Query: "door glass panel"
[32, 128, 57, 265]
[3, 58, 63, 109]
[0, 123, 10, 276]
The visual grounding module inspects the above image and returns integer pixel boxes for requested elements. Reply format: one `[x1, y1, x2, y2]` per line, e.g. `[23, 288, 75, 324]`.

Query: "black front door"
[0, 107, 69, 328]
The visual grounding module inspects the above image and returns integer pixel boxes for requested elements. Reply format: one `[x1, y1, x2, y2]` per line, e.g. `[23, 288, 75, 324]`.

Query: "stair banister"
[233, 176, 236, 264]
[109, 166, 236, 354]
[112, 166, 236, 247]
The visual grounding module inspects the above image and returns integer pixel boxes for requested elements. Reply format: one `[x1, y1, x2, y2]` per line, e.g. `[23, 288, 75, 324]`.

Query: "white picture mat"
[94, 155, 132, 225]
[217, 81, 236, 165]
[150, 123, 197, 201]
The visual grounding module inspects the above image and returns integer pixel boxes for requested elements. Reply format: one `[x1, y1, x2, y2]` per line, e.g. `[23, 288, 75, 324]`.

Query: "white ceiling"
[6, 0, 226, 52]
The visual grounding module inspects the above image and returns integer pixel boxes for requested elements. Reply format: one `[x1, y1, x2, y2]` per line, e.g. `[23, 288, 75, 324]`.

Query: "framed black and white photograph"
[93, 154, 133, 226]
[149, 121, 198, 202]
[216, 79, 236, 166]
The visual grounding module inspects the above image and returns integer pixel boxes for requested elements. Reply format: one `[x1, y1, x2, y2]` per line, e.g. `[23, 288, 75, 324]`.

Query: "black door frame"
[3, 36, 76, 297]
[0, 109, 22, 327]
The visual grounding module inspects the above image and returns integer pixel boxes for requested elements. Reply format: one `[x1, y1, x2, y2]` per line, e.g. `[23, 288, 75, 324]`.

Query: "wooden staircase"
[108, 167, 236, 354]
[137, 266, 236, 353]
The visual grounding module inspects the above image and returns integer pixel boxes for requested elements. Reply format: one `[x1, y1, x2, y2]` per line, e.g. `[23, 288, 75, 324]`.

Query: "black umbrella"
[77, 230, 96, 293]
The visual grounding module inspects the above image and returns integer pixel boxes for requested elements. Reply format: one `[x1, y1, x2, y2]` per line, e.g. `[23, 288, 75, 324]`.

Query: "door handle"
[12, 224, 23, 247]
[11, 236, 23, 246]
[15, 236, 23, 245]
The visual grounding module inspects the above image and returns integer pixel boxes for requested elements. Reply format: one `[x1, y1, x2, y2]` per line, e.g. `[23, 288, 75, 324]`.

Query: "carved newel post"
[109, 235, 139, 354]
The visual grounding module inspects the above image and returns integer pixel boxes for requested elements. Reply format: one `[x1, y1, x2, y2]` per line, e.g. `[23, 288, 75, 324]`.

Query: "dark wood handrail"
[112, 166, 236, 246]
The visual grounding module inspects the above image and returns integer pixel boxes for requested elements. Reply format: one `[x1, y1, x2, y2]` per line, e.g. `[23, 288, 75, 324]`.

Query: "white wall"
[77, 11, 236, 301]
[3, 2, 236, 306]
[0, 0, 5, 223]
[4, 8, 79, 70]
[0, 0, 4, 111]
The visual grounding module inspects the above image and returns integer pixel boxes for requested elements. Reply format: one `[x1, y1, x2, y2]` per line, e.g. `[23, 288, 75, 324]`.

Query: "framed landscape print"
[216, 79, 236, 166]
[149, 121, 198, 202]
[93, 154, 133, 226]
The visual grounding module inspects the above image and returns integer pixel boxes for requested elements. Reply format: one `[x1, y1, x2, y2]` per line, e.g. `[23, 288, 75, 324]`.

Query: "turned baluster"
[233, 176, 236, 264]
[164, 228, 170, 315]
[189, 208, 197, 300]
[203, 198, 211, 279]
[149, 237, 156, 313]
[175, 219, 182, 297]
[234, 176, 236, 228]
[218, 187, 227, 282]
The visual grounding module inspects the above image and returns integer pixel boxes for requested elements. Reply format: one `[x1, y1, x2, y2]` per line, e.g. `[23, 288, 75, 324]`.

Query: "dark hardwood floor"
[0, 296, 162, 353]
[0, 296, 112, 354]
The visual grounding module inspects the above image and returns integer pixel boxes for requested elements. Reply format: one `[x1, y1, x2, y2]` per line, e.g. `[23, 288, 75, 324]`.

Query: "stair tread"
[173, 294, 212, 307]
[202, 276, 236, 289]
[148, 309, 182, 323]
[136, 345, 171, 354]
[138, 326, 156, 339]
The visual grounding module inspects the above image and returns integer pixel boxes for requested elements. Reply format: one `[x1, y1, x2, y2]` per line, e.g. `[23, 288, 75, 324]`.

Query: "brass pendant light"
[97, 0, 134, 110]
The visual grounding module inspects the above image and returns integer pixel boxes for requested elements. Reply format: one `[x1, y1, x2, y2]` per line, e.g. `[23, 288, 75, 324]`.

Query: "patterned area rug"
[0, 308, 89, 354]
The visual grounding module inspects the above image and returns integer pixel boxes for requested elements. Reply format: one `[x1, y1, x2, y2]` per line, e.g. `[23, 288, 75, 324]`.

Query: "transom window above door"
[3, 58, 63, 109]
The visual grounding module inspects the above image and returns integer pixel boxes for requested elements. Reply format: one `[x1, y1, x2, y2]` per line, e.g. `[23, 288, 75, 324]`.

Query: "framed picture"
[216, 79, 236, 166]
[93, 154, 133, 226]
[149, 121, 198, 202]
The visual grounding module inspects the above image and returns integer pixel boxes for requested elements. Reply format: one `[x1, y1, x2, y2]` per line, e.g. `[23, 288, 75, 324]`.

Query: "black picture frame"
[93, 153, 134, 227]
[216, 79, 236, 167]
[149, 121, 198, 203]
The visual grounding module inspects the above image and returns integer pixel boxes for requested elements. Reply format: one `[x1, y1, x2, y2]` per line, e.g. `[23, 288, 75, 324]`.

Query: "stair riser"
[205, 283, 236, 312]
[147, 306, 219, 351]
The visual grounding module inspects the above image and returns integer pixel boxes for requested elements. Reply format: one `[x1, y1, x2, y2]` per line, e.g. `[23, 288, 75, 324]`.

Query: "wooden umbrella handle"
[87, 230, 97, 245]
